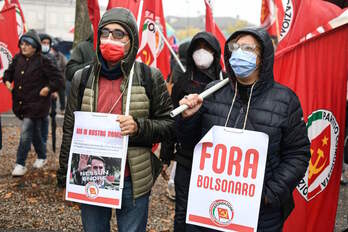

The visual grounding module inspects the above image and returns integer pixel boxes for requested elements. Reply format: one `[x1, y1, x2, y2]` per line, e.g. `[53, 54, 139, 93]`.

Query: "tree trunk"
[73, 0, 92, 48]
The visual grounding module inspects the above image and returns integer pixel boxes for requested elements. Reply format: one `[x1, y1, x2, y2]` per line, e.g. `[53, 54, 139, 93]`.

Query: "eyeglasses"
[100, 28, 128, 40]
[228, 42, 258, 53]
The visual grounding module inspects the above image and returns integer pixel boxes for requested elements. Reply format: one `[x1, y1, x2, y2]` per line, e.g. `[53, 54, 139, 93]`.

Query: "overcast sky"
[163, 0, 262, 25]
[99, 0, 262, 25]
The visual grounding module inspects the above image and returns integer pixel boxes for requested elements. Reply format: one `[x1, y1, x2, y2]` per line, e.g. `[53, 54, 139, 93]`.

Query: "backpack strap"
[77, 65, 92, 109]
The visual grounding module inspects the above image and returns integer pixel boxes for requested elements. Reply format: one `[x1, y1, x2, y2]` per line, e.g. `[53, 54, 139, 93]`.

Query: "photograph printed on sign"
[69, 153, 121, 191]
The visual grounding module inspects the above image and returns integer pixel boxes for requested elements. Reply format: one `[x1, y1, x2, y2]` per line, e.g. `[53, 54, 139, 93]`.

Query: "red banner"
[276, 0, 341, 51]
[0, 4, 18, 113]
[107, 0, 140, 18]
[260, 0, 284, 38]
[274, 25, 348, 232]
[204, 0, 225, 70]
[87, 0, 100, 49]
[10, 0, 26, 37]
[136, 0, 170, 80]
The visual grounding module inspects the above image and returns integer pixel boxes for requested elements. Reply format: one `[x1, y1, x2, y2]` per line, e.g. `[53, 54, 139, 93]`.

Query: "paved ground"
[0, 114, 347, 231]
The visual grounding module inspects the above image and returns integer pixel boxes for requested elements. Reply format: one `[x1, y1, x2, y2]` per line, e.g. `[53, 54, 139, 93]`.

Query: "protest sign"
[187, 126, 269, 232]
[66, 111, 128, 209]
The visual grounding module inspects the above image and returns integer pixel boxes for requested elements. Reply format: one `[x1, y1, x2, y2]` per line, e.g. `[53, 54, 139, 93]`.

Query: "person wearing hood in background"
[57, 8, 174, 232]
[177, 27, 310, 231]
[3, 29, 64, 176]
[160, 31, 224, 232]
[39, 33, 61, 149]
[65, 31, 95, 98]
[51, 39, 68, 114]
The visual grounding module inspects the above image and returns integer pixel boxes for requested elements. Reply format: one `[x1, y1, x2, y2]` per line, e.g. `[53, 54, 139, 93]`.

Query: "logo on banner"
[279, 0, 294, 41]
[297, 110, 339, 201]
[0, 42, 13, 83]
[137, 11, 165, 66]
[15, 7, 25, 37]
[209, 199, 234, 226]
[85, 182, 99, 199]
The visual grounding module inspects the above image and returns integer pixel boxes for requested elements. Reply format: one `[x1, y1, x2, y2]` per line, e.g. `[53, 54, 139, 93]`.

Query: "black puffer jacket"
[65, 33, 95, 81]
[177, 27, 310, 231]
[160, 32, 223, 167]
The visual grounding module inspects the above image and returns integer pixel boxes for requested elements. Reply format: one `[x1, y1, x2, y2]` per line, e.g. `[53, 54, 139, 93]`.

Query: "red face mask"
[99, 39, 126, 62]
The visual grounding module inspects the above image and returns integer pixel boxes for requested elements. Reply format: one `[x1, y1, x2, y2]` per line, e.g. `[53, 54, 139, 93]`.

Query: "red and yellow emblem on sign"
[308, 126, 330, 186]
[137, 43, 154, 66]
[297, 110, 339, 201]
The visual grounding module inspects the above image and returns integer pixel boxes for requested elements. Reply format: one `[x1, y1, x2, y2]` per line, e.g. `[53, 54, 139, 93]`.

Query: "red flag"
[136, 0, 170, 80]
[107, 0, 140, 18]
[10, 0, 26, 37]
[275, 0, 341, 51]
[204, 0, 225, 70]
[274, 23, 348, 232]
[0, 4, 18, 113]
[87, 0, 100, 49]
[260, 0, 284, 39]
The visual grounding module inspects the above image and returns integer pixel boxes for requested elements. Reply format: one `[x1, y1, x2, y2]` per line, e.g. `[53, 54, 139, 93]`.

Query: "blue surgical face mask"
[229, 48, 257, 78]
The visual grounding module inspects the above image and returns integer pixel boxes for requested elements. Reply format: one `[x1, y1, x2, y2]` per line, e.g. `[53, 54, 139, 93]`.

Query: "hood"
[19, 29, 42, 52]
[224, 27, 274, 84]
[178, 41, 190, 64]
[97, 7, 138, 77]
[39, 33, 52, 44]
[186, 32, 222, 80]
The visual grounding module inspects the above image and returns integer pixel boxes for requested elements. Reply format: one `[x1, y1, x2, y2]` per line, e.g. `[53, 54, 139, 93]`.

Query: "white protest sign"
[66, 111, 128, 209]
[186, 126, 269, 232]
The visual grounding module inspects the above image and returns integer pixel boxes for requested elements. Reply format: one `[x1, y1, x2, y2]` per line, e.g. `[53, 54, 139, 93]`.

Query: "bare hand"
[39, 86, 50, 97]
[5, 81, 12, 91]
[161, 164, 169, 181]
[179, 94, 203, 118]
[117, 115, 138, 136]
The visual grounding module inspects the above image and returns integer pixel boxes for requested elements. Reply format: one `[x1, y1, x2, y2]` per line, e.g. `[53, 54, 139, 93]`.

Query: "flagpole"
[170, 78, 229, 117]
[155, 23, 186, 73]
[136, 0, 144, 31]
[274, 3, 280, 42]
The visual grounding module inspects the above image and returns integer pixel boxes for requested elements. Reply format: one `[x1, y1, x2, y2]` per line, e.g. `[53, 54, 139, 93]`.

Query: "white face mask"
[41, 44, 50, 53]
[192, 48, 214, 69]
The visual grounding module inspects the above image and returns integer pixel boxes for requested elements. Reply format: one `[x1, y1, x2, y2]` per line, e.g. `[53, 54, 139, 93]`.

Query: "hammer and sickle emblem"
[308, 148, 327, 179]
[142, 50, 151, 65]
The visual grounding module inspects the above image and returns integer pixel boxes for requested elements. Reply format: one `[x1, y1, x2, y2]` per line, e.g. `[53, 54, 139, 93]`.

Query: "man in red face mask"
[58, 7, 175, 232]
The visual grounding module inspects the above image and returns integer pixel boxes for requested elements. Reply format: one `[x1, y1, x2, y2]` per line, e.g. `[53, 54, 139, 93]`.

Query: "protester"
[39, 33, 58, 148]
[160, 31, 224, 231]
[161, 41, 190, 201]
[57, 7, 174, 232]
[65, 31, 94, 98]
[170, 41, 190, 85]
[3, 29, 63, 176]
[51, 39, 68, 114]
[177, 27, 310, 231]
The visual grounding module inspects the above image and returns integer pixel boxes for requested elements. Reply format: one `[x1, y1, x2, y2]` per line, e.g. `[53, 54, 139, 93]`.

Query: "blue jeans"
[41, 116, 49, 148]
[16, 118, 46, 166]
[81, 177, 150, 232]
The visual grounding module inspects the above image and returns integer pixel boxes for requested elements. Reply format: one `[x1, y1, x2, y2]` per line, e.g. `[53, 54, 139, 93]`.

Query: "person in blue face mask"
[176, 27, 311, 232]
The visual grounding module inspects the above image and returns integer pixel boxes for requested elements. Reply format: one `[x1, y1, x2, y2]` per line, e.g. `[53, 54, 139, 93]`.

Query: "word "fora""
[200, 143, 259, 179]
